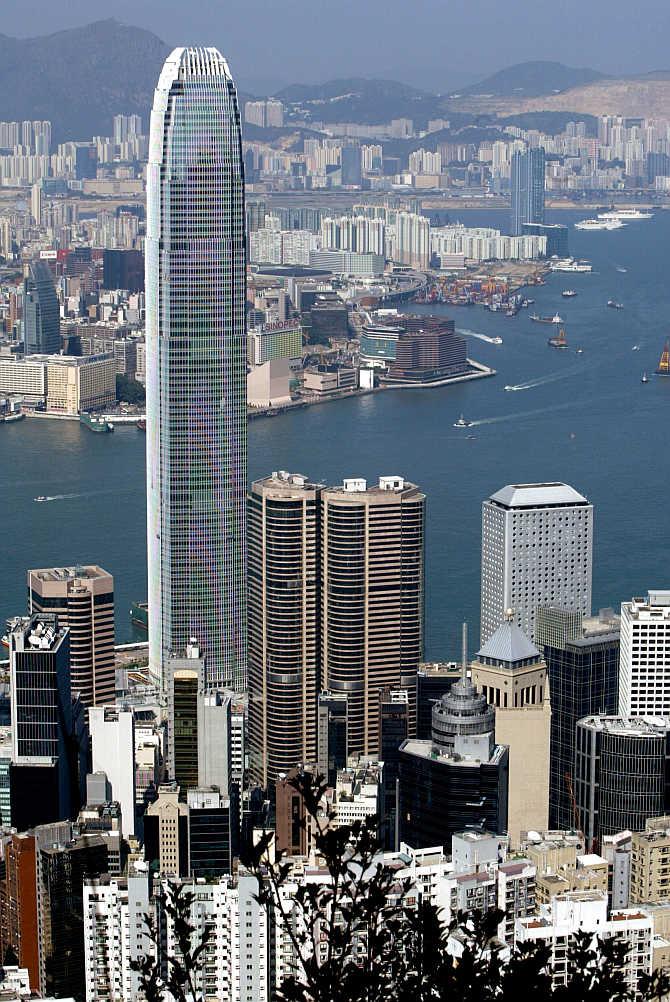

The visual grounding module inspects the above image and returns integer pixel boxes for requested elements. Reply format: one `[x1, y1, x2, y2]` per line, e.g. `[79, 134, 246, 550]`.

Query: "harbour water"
[2, 208, 669, 656]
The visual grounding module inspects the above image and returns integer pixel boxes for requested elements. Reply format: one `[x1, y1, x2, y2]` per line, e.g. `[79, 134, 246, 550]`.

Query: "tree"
[131, 881, 211, 1002]
[116, 374, 146, 404]
[134, 771, 670, 1001]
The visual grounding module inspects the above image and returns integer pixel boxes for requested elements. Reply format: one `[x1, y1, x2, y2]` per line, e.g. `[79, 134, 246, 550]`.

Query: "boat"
[575, 218, 625, 231]
[562, 290, 578, 298]
[1, 411, 24, 423]
[34, 496, 48, 502]
[548, 328, 568, 349]
[0, 635, 7, 649]
[550, 258, 592, 273]
[136, 418, 146, 432]
[598, 208, 652, 221]
[530, 313, 564, 325]
[642, 372, 649, 383]
[616, 267, 628, 273]
[80, 413, 114, 434]
[607, 301, 624, 310]
[129, 601, 149, 631]
[655, 340, 670, 376]
[453, 414, 472, 428]
[491, 337, 503, 345]
[632, 345, 640, 351]
[576, 348, 584, 354]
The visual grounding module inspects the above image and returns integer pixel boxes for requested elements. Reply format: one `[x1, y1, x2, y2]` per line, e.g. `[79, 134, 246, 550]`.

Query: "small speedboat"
[454, 414, 472, 428]
[34, 496, 48, 502]
[642, 372, 649, 383]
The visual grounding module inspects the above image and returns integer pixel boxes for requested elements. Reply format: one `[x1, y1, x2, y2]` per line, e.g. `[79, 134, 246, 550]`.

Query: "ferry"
[548, 328, 568, 349]
[490, 337, 503, 345]
[550, 258, 592, 273]
[530, 313, 564, 325]
[607, 301, 624, 310]
[598, 208, 652, 221]
[80, 413, 114, 434]
[561, 290, 578, 298]
[655, 340, 670, 376]
[130, 601, 149, 631]
[453, 414, 473, 428]
[632, 345, 640, 351]
[575, 218, 625, 231]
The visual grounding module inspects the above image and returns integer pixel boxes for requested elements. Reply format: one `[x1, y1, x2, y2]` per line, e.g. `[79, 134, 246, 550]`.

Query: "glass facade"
[146, 48, 247, 691]
[23, 260, 60, 355]
[511, 148, 546, 236]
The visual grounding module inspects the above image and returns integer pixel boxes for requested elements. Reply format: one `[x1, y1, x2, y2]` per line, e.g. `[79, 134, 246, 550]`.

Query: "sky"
[3, 0, 670, 94]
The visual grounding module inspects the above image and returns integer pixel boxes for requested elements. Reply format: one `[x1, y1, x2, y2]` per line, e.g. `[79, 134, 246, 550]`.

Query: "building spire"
[461, 622, 468, 682]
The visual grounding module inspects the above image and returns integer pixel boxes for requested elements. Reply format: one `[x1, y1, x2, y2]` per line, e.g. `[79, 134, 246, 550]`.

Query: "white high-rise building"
[83, 873, 152, 1002]
[146, 48, 247, 692]
[619, 591, 670, 717]
[89, 706, 136, 837]
[480, 483, 593, 645]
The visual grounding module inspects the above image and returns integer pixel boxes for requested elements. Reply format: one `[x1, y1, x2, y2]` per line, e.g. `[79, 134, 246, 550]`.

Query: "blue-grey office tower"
[146, 48, 247, 692]
[511, 148, 545, 236]
[23, 260, 60, 355]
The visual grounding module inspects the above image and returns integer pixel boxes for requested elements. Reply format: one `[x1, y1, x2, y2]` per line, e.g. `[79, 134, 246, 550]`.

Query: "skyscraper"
[535, 606, 620, 830]
[23, 260, 60, 356]
[248, 471, 323, 789]
[146, 48, 247, 691]
[619, 591, 670, 717]
[510, 147, 545, 236]
[28, 565, 115, 708]
[480, 482, 593, 645]
[322, 476, 425, 758]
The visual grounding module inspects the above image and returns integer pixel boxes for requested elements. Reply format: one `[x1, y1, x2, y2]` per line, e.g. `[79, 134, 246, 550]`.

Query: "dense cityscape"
[0, 10, 670, 1002]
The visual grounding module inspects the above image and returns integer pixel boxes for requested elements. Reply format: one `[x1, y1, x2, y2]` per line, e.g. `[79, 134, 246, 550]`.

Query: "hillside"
[276, 77, 443, 126]
[461, 61, 607, 97]
[0, 19, 170, 142]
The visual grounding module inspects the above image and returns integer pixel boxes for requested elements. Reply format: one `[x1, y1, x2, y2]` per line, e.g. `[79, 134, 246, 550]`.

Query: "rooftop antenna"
[461, 622, 468, 682]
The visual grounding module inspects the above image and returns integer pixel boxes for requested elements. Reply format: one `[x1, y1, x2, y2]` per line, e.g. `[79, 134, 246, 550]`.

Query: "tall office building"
[248, 471, 323, 788]
[28, 565, 115, 707]
[8, 615, 78, 830]
[322, 476, 425, 757]
[510, 147, 545, 236]
[619, 591, 670, 717]
[471, 617, 551, 846]
[536, 606, 620, 830]
[89, 707, 136, 838]
[575, 716, 670, 845]
[23, 260, 60, 355]
[480, 483, 593, 645]
[146, 47, 247, 692]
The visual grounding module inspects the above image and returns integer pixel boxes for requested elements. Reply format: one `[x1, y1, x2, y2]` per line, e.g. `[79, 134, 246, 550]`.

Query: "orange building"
[0, 834, 39, 989]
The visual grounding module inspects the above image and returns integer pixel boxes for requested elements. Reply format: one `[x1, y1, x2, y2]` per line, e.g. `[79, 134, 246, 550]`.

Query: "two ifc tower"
[145, 49, 427, 789]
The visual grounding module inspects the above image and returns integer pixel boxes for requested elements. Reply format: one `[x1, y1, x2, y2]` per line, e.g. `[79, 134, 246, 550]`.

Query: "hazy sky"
[4, 0, 670, 93]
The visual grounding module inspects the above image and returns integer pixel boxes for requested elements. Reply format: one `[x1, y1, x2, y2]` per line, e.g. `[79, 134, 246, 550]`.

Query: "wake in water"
[34, 493, 82, 502]
[504, 364, 586, 392]
[457, 328, 503, 345]
[467, 389, 626, 428]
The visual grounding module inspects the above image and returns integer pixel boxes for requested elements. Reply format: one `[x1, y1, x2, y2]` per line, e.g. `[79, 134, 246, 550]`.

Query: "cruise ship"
[574, 218, 625, 231]
[598, 208, 653, 221]
[550, 258, 593, 273]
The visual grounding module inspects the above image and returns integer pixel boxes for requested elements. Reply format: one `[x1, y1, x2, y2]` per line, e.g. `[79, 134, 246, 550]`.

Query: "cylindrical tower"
[146, 48, 247, 691]
[247, 472, 323, 788]
[322, 476, 425, 759]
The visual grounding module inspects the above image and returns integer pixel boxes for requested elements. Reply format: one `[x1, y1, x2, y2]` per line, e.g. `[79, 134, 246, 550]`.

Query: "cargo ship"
[656, 340, 670, 376]
[129, 601, 148, 631]
[530, 313, 564, 325]
[80, 413, 114, 434]
[548, 328, 568, 349]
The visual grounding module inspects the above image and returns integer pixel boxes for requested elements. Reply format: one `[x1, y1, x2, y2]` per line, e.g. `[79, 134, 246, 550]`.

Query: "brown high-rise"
[28, 566, 115, 707]
[0, 834, 39, 990]
[248, 472, 323, 788]
[322, 476, 425, 758]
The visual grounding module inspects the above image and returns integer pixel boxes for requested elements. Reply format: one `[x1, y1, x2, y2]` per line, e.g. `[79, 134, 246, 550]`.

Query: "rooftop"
[476, 619, 540, 664]
[488, 482, 589, 509]
[579, 715, 670, 738]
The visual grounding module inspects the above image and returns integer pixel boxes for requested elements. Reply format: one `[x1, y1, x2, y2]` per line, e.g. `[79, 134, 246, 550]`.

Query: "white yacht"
[550, 258, 593, 273]
[598, 208, 652, 221]
[575, 218, 625, 231]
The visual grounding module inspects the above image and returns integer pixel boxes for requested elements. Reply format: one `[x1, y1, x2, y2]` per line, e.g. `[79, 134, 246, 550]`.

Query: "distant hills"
[0, 19, 170, 142]
[460, 61, 608, 98]
[0, 22, 667, 144]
